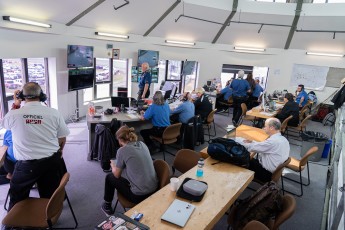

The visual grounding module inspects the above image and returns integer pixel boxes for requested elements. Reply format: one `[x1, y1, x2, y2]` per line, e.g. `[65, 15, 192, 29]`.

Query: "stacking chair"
[299, 107, 308, 122]
[282, 146, 318, 196]
[239, 103, 255, 126]
[114, 159, 170, 212]
[2, 172, 78, 229]
[285, 114, 312, 139]
[280, 115, 293, 135]
[243, 220, 269, 230]
[204, 109, 217, 142]
[150, 123, 182, 161]
[252, 157, 291, 194]
[267, 194, 296, 230]
[218, 96, 233, 116]
[172, 149, 201, 175]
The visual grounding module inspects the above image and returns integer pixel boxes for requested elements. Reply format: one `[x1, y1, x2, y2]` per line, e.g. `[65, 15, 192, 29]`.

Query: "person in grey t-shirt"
[101, 126, 158, 216]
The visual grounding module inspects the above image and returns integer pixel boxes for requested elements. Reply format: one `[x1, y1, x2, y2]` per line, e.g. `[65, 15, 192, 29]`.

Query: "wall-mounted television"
[68, 68, 95, 91]
[137, 49, 159, 68]
[67, 45, 94, 68]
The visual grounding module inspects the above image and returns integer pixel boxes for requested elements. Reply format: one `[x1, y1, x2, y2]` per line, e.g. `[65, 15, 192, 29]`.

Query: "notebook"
[161, 199, 195, 227]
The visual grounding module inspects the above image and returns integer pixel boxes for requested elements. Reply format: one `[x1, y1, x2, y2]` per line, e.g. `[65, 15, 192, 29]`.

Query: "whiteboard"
[290, 64, 329, 90]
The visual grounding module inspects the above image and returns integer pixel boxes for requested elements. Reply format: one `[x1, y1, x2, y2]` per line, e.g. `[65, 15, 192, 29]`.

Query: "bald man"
[243, 118, 289, 183]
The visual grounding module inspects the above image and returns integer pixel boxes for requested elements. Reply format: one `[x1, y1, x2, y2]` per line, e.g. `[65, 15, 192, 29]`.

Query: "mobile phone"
[134, 213, 143, 221]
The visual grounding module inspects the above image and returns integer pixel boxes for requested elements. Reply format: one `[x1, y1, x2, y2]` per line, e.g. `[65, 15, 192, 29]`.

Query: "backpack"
[308, 91, 317, 104]
[230, 181, 283, 230]
[322, 113, 335, 126]
[313, 105, 330, 122]
[207, 137, 250, 167]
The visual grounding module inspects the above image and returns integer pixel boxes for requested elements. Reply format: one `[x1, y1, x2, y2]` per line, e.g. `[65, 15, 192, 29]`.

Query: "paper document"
[260, 112, 274, 116]
[126, 114, 138, 119]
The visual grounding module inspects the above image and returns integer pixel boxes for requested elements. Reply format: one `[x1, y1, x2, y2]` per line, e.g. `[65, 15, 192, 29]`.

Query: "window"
[183, 62, 199, 93]
[112, 59, 128, 96]
[167, 60, 182, 80]
[28, 58, 47, 93]
[95, 58, 110, 83]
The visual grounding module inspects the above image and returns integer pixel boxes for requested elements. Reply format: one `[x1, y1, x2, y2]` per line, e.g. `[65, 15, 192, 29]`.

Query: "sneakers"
[101, 202, 114, 216]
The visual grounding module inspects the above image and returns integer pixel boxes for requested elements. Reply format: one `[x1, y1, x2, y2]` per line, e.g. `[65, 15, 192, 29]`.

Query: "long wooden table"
[200, 125, 269, 158]
[124, 157, 254, 229]
[246, 109, 277, 119]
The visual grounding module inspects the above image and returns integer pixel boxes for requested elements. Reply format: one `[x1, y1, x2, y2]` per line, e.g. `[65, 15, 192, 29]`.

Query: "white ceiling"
[1, 0, 345, 53]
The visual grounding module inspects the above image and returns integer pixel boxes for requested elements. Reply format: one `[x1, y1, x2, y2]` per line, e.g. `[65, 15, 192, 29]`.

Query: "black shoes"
[101, 202, 114, 216]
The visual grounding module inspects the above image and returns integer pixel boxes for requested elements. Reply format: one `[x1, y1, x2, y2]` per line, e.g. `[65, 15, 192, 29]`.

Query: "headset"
[16, 83, 47, 102]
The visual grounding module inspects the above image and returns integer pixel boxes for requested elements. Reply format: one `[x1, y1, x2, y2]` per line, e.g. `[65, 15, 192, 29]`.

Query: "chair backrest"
[153, 160, 170, 188]
[173, 149, 201, 174]
[243, 220, 269, 230]
[281, 115, 293, 133]
[272, 194, 296, 230]
[271, 157, 291, 183]
[46, 172, 70, 222]
[300, 114, 312, 129]
[162, 123, 182, 141]
[299, 108, 308, 122]
[0, 146, 8, 166]
[241, 103, 248, 116]
[300, 146, 319, 168]
[207, 109, 217, 124]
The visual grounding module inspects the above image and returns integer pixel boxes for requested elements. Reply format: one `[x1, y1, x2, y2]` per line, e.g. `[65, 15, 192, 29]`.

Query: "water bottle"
[88, 102, 95, 116]
[196, 158, 204, 177]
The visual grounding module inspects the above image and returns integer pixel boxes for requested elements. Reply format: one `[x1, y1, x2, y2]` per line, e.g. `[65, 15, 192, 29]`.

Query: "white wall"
[0, 27, 344, 120]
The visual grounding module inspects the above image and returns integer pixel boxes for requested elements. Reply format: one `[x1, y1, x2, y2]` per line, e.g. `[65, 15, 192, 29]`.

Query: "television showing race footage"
[68, 68, 95, 91]
[137, 49, 159, 68]
[67, 45, 94, 68]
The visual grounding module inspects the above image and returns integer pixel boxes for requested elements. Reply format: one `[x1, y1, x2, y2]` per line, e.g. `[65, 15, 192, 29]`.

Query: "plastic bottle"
[88, 102, 95, 116]
[196, 158, 204, 177]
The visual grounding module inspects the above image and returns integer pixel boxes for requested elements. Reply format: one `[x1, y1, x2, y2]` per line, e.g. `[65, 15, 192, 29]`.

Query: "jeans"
[249, 159, 272, 183]
[232, 96, 248, 123]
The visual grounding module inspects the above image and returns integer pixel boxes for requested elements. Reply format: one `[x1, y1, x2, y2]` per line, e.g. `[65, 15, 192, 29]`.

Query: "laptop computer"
[161, 199, 195, 227]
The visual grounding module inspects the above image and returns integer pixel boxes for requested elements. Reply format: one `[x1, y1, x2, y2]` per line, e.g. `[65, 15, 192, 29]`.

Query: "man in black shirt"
[275, 93, 299, 127]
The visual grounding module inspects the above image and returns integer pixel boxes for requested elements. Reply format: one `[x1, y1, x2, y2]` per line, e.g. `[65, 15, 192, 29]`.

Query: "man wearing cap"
[1, 82, 70, 210]
[194, 87, 212, 122]
[230, 70, 251, 126]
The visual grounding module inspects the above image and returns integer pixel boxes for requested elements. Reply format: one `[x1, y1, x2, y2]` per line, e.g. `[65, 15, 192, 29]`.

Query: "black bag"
[230, 181, 283, 230]
[207, 137, 250, 167]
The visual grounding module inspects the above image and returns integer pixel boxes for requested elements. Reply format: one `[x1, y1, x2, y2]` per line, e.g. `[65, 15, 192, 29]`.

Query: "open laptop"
[161, 199, 195, 227]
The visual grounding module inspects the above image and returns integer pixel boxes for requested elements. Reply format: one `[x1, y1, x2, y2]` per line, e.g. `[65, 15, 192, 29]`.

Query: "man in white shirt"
[243, 118, 289, 183]
[1, 82, 70, 210]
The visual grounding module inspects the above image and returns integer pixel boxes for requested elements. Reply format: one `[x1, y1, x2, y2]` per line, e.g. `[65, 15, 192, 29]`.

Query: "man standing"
[230, 70, 250, 126]
[138, 62, 152, 100]
[295, 84, 308, 109]
[243, 118, 289, 183]
[1, 82, 70, 210]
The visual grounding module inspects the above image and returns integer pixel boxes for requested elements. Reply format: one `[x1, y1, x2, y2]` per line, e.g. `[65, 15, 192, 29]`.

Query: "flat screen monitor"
[67, 45, 94, 68]
[111, 97, 129, 108]
[68, 68, 94, 91]
[137, 49, 159, 67]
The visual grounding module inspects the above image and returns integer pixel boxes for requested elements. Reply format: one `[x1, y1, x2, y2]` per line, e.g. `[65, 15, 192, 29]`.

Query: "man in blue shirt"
[230, 70, 250, 126]
[140, 91, 170, 152]
[138, 62, 152, 100]
[295, 84, 308, 109]
[216, 80, 233, 111]
[171, 92, 195, 124]
[251, 79, 264, 107]
[3, 130, 16, 179]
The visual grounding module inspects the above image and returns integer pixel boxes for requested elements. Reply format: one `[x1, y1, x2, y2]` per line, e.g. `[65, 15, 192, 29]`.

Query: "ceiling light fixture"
[2, 16, 51, 28]
[165, 40, 195, 46]
[234, 46, 265, 52]
[95, 32, 129, 39]
[306, 52, 344, 58]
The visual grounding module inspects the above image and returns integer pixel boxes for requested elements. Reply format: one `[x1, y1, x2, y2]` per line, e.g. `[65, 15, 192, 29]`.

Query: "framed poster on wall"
[112, 49, 120, 59]
[131, 66, 138, 82]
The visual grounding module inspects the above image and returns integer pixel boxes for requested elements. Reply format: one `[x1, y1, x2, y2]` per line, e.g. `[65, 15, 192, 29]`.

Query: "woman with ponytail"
[101, 125, 158, 216]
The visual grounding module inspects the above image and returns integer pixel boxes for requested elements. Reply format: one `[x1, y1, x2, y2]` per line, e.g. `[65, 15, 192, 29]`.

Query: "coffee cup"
[170, 177, 180, 191]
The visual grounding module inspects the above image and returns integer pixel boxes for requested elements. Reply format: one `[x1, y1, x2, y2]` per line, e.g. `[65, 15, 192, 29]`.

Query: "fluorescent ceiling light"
[2, 16, 51, 28]
[95, 32, 129, 39]
[306, 52, 344, 57]
[165, 40, 195, 46]
[234, 46, 265, 52]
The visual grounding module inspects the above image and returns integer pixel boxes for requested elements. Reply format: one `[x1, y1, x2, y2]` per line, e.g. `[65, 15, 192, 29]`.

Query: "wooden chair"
[267, 194, 296, 230]
[2, 172, 78, 229]
[204, 109, 217, 142]
[300, 100, 313, 114]
[283, 146, 318, 197]
[150, 123, 182, 161]
[243, 220, 269, 230]
[114, 159, 170, 212]
[299, 107, 308, 122]
[172, 149, 201, 175]
[218, 96, 233, 116]
[237, 103, 255, 126]
[280, 115, 293, 135]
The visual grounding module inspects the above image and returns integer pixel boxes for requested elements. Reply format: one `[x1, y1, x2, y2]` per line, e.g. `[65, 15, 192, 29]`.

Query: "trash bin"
[300, 131, 328, 162]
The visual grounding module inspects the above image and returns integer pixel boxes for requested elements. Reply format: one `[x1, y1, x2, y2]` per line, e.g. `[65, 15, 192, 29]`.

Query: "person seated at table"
[215, 80, 233, 112]
[101, 126, 158, 216]
[194, 87, 212, 122]
[140, 91, 170, 152]
[275, 93, 299, 127]
[171, 92, 195, 124]
[0, 130, 16, 185]
[243, 118, 289, 183]
[295, 84, 308, 109]
[251, 79, 264, 108]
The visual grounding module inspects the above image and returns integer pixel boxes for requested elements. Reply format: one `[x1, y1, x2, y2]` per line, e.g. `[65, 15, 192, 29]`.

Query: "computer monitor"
[111, 97, 130, 108]
[117, 87, 128, 98]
